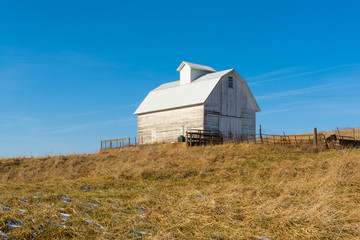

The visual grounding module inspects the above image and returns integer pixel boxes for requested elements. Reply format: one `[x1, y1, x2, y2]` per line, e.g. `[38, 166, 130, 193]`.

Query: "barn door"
[219, 117, 231, 136]
[231, 118, 242, 135]
[219, 117, 242, 137]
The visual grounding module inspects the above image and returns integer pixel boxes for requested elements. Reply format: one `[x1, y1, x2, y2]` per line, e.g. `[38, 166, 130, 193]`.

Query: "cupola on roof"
[177, 61, 216, 85]
[176, 61, 216, 72]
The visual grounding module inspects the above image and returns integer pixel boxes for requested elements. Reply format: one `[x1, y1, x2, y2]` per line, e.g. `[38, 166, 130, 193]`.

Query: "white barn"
[134, 61, 260, 144]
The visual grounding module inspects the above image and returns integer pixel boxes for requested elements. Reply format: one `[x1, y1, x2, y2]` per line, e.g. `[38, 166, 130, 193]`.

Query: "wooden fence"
[222, 127, 360, 148]
[223, 132, 327, 146]
[185, 128, 326, 147]
[186, 129, 223, 146]
[100, 138, 134, 149]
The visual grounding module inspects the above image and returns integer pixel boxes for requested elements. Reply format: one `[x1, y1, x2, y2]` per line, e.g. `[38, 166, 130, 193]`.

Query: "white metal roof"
[176, 61, 216, 72]
[134, 69, 232, 115]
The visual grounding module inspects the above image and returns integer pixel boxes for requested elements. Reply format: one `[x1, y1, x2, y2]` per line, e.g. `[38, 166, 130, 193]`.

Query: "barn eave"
[135, 103, 204, 115]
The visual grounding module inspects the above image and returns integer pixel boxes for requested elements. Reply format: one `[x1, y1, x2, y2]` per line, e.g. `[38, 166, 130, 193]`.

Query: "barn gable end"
[204, 70, 259, 136]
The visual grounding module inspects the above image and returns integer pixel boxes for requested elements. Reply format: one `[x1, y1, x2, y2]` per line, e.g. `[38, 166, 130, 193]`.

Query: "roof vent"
[177, 61, 216, 85]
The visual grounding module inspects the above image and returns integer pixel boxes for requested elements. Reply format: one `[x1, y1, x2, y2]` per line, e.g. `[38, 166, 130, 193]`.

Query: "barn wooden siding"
[204, 72, 256, 136]
[137, 105, 204, 144]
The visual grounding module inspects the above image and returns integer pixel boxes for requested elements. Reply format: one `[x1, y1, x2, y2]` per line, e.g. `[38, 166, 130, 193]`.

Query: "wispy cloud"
[259, 107, 300, 116]
[0, 117, 137, 141]
[0, 104, 136, 122]
[259, 101, 309, 116]
[51, 51, 127, 69]
[247, 66, 303, 81]
[0, 104, 137, 140]
[257, 83, 332, 100]
[43, 117, 136, 135]
[248, 63, 359, 86]
[48, 104, 137, 120]
[0, 62, 38, 90]
[257, 83, 360, 101]
[0, 48, 126, 69]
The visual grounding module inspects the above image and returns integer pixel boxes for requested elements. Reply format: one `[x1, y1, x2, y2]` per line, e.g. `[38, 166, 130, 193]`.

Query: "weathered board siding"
[204, 72, 256, 136]
[138, 105, 204, 144]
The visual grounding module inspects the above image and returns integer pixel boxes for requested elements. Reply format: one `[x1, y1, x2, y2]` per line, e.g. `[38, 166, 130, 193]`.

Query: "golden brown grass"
[1, 143, 360, 239]
[297, 128, 360, 139]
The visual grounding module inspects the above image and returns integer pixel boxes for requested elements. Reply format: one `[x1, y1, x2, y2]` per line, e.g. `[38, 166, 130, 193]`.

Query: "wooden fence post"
[260, 124, 263, 144]
[190, 133, 192, 147]
[313, 128, 318, 146]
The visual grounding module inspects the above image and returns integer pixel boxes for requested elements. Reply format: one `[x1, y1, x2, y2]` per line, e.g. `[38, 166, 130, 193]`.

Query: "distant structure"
[134, 61, 260, 144]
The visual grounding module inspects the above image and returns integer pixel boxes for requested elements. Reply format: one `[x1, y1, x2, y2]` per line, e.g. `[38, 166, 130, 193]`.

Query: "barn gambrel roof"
[134, 68, 260, 115]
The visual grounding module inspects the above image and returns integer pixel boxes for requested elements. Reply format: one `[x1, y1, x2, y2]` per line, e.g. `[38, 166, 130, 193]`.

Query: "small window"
[228, 76, 233, 88]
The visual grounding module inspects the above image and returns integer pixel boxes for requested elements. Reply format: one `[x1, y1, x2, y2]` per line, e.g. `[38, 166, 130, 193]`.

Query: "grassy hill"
[1, 143, 360, 239]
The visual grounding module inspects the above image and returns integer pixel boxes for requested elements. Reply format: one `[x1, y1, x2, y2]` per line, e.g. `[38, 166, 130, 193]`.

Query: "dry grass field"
[321, 128, 360, 138]
[1, 143, 360, 239]
[300, 128, 360, 139]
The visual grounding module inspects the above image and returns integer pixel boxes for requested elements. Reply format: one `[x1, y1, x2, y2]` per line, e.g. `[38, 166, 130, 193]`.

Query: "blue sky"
[1, 0, 360, 157]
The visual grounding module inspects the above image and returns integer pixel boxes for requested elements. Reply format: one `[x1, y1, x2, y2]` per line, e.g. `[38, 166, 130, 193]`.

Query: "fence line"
[184, 129, 328, 147]
[99, 128, 360, 149]
[100, 138, 136, 149]
[222, 132, 327, 146]
[222, 128, 360, 148]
